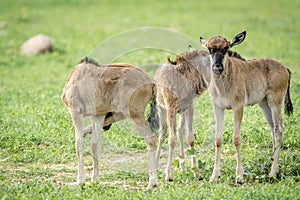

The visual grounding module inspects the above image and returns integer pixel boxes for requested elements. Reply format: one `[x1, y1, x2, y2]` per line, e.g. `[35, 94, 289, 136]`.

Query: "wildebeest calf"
[200, 31, 293, 184]
[61, 57, 158, 191]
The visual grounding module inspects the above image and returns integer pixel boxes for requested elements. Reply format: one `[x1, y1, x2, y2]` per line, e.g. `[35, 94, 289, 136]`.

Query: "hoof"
[77, 176, 86, 185]
[235, 180, 244, 187]
[77, 181, 85, 186]
[166, 178, 173, 182]
[209, 175, 220, 183]
[146, 184, 157, 192]
[268, 171, 280, 180]
[234, 183, 243, 187]
[147, 175, 157, 191]
[235, 176, 244, 185]
[268, 175, 280, 183]
[165, 171, 173, 182]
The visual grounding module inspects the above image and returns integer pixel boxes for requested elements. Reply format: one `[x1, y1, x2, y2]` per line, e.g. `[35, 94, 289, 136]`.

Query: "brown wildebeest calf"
[200, 31, 293, 184]
[155, 46, 245, 182]
[61, 57, 158, 191]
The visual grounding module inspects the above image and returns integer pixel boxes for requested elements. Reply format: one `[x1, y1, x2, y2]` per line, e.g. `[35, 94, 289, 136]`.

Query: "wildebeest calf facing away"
[61, 57, 158, 191]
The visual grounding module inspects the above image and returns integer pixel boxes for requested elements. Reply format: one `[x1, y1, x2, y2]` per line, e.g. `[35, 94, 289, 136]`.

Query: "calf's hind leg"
[259, 98, 275, 134]
[128, 87, 158, 191]
[260, 97, 283, 179]
[71, 110, 85, 185]
[269, 103, 284, 179]
[90, 115, 105, 181]
[133, 123, 158, 191]
[185, 103, 201, 180]
[165, 107, 177, 181]
[156, 106, 167, 166]
[177, 112, 185, 169]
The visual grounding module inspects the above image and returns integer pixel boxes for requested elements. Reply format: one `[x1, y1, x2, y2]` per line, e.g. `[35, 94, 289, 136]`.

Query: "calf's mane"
[79, 57, 136, 68]
[80, 57, 100, 66]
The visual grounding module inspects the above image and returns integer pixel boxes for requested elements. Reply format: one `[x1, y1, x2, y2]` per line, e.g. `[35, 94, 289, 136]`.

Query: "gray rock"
[20, 34, 53, 56]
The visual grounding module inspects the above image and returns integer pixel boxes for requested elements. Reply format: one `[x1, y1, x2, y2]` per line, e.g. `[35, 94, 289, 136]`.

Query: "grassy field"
[0, 0, 299, 199]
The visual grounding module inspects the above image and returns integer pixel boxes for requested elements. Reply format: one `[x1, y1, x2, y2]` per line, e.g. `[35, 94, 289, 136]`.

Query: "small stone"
[20, 34, 53, 56]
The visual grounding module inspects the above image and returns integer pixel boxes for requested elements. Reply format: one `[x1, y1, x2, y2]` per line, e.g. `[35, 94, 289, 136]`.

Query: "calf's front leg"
[210, 104, 224, 183]
[233, 106, 244, 185]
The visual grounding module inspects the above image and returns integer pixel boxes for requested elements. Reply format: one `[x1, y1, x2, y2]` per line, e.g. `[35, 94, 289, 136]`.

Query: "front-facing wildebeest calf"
[200, 31, 293, 185]
[155, 46, 245, 182]
[61, 57, 158, 191]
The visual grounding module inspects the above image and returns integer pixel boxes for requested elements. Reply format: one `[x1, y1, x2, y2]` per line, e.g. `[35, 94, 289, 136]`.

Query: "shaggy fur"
[61, 58, 158, 191]
[200, 31, 293, 184]
[155, 47, 245, 181]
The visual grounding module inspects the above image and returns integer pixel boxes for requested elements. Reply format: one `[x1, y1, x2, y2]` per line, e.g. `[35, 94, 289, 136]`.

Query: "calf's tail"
[148, 84, 159, 132]
[284, 69, 293, 116]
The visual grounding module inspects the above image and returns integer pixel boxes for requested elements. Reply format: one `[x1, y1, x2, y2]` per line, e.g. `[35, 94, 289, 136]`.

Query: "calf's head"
[200, 31, 246, 75]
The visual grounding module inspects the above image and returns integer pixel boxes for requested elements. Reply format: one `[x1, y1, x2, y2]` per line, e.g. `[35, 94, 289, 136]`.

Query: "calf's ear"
[189, 44, 197, 51]
[230, 31, 246, 48]
[199, 37, 208, 48]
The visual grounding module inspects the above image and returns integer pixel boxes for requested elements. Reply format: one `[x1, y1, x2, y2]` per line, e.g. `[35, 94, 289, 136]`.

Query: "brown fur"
[61, 58, 158, 191]
[200, 32, 293, 184]
[155, 47, 245, 181]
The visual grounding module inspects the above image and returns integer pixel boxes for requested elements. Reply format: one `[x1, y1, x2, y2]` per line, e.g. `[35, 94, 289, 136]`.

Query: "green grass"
[0, 0, 299, 199]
